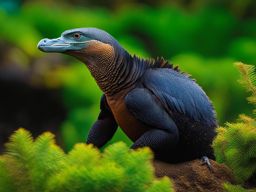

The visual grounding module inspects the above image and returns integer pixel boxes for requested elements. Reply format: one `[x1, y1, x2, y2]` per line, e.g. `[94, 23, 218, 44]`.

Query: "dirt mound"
[154, 159, 235, 192]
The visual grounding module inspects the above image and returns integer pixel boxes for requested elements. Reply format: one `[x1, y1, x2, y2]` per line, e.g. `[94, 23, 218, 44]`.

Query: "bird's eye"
[73, 33, 81, 39]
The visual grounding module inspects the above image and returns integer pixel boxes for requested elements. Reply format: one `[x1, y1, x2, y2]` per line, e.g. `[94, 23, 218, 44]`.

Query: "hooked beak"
[37, 38, 71, 53]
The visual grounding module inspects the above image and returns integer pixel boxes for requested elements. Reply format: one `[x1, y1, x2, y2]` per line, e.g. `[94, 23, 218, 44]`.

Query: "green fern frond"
[213, 63, 256, 186]
[235, 62, 256, 105]
[0, 129, 173, 192]
[238, 114, 255, 124]
[89, 162, 125, 192]
[3, 128, 35, 192]
[213, 120, 256, 182]
[48, 143, 124, 192]
[223, 183, 254, 192]
[103, 143, 154, 192]
[47, 163, 124, 192]
[33, 132, 65, 169]
[146, 177, 174, 192]
[212, 127, 228, 163]
[31, 132, 65, 191]
[0, 156, 15, 192]
[5, 128, 34, 163]
[103, 142, 130, 165]
[66, 143, 100, 167]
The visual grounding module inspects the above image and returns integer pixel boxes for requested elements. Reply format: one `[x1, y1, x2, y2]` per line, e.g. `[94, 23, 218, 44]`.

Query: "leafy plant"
[1, 1, 256, 151]
[213, 62, 256, 191]
[223, 183, 255, 192]
[0, 128, 173, 192]
[213, 115, 256, 182]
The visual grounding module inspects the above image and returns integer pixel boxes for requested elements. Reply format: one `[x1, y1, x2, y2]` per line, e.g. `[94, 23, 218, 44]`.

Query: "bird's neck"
[100, 52, 143, 95]
[87, 49, 146, 96]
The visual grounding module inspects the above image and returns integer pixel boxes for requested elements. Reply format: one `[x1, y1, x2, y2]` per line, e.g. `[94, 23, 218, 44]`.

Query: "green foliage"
[0, 129, 173, 192]
[229, 39, 256, 65]
[223, 183, 255, 192]
[236, 63, 256, 108]
[213, 115, 256, 182]
[0, 11, 40, 56]
[213, 63, 256, 191]
[0, 157, 14, 192]
[1, 1, 256, 150]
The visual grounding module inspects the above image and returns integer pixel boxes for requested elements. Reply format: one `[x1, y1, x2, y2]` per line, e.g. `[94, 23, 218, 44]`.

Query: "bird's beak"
[37, 37, 71, 53]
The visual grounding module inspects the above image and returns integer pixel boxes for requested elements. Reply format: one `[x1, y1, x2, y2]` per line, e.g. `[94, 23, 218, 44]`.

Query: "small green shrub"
[1, 2, 256, 151]
[213, 63, 256, 191]
[213, 115, 256, 182]
[0, 128, 173, 192]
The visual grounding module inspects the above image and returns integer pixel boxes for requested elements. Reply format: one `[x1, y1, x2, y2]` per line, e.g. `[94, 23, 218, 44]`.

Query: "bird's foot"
[201, 156, 213, 172]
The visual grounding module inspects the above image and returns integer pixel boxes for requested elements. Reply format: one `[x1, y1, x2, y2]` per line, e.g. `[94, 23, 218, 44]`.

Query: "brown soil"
[154, 159, 236, 192]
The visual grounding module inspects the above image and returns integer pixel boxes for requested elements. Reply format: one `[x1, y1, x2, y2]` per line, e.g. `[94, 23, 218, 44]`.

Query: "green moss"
[0, 129, 173, 192]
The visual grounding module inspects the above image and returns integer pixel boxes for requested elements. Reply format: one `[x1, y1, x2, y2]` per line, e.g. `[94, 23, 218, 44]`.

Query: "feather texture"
[140, 68, 216, 127]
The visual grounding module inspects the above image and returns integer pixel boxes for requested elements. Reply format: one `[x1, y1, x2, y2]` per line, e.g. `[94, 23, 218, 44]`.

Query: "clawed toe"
[201, 156, 213, 172]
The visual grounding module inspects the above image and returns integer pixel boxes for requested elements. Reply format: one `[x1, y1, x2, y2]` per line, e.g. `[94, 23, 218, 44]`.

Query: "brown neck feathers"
[72, 40, 144, 96]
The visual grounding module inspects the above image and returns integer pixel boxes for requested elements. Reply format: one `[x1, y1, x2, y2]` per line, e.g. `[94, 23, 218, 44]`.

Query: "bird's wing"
[125, 87, 178, 133]
[141, 69, 216, 126]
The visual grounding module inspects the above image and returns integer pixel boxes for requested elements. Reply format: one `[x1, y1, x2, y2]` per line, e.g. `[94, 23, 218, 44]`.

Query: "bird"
[38, 28, 217, 163]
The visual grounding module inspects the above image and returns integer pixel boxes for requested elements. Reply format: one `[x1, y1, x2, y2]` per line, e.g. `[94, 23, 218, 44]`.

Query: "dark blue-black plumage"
[142, 68, 216, 127]
[80, 28, 218, 163]
[38, 28, 217, 163]
[124, 57, 217, 162]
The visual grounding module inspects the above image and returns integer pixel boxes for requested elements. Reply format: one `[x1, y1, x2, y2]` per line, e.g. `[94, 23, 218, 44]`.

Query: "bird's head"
[37, 28, 125, 67]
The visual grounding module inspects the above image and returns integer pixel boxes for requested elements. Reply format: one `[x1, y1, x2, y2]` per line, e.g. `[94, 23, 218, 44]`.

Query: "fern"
[223, 183, 255, 192]
[213, 116, 256, 182]
[5, 128, 34, 165]
[103, 142, 154, 192]
[213, 62, 256, 191]
[4, 128, 35, 192]
[236, 62, 256, 112]
[30, 132, 65, 191]
[47, 143, 125, 192]
[146, 177, 174, 192]
[0, 129, 173, 192]
[65, 144, 100, 167]
[0, 157, 15, 192]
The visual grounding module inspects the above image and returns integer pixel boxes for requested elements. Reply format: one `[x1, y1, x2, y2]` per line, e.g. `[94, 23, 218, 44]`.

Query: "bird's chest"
[106, 93, 148, 141]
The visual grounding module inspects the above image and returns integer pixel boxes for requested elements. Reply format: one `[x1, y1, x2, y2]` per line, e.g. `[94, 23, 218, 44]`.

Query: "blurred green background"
[0, 0, 255, 151]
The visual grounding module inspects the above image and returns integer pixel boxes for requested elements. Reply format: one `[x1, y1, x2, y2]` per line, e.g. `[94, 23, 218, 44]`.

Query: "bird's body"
[106, 90, 148, 141]
[38, 28, 217, 163]
[104, 56, 216, 162]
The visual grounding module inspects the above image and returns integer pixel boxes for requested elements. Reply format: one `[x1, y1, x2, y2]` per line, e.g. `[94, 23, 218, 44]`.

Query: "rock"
[154, 159, 235, 192]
